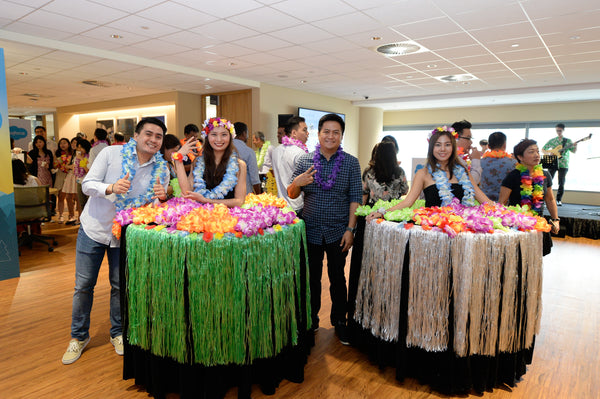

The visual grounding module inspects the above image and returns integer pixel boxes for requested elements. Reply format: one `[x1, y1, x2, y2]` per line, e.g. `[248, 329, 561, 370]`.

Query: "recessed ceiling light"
[375, 40, 428, 56]
[140, 26, 149, 30]
[511, 43, 519, 48]
[371, 36, 382, 41]
[228, 62, 237, 66]
[110, 34, 123, 39]
[277, 75, 288, 78]
[204, 78, 211, 81]
[23, 93, 40, 97]
[570, 35, 581, 40]
[426, 64, 437, 68]
[19, 72, 28, 75]
[300, 80, 307, 84]
[435, 74, 477, 82]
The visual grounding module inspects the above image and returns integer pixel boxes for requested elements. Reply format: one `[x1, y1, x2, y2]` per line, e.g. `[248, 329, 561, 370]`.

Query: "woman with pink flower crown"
[367, 126, 492, 222]
[174, 117, 247, 207]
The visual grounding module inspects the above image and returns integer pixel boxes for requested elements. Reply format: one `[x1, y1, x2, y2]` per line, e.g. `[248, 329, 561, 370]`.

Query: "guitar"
[543, 133, 592, 158]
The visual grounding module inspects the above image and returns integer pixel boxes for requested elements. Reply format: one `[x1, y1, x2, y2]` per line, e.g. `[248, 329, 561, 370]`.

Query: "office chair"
[14, 185, 58, 252]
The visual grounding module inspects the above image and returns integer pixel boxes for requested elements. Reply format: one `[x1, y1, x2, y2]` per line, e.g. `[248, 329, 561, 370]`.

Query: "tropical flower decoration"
[201, 117, 235, 138]
[114, 139, 168, 211]
[281, 135, 308, 153]
[516, 163, 545, 215]
[112, 193, 299, 242]
[481, 149, 512, 159]
[255, 140, 271, 168]
[428, 126, 457, 142]
[357, 198, 551, 238]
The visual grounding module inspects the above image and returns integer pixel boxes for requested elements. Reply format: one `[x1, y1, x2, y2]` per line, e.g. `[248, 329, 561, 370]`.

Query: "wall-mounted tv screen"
[298, 107, 346, 152]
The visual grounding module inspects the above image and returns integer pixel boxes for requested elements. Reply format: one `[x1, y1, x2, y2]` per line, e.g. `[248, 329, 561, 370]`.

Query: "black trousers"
[307, 239, 349, 327]
[548, 166, 568, 201]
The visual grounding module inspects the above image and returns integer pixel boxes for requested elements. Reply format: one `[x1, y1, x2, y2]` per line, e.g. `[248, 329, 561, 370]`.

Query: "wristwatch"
[346, 226, 357, 234]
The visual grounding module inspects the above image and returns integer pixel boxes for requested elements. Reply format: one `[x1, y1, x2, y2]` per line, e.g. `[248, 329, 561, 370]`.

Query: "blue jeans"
[71, 227, 121, 340]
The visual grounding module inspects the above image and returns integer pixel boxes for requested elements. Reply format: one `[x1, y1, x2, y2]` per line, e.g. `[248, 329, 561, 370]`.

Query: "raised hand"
[151, 176, 166, 201]
[113, 172, 131, 195]
[294, 165, 317, 187]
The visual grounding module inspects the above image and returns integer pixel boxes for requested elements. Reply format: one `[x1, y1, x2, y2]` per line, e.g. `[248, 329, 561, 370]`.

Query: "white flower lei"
[115, 139, 167, 211]
[192, 153, 239, 199]
[428, 164, 476, 206]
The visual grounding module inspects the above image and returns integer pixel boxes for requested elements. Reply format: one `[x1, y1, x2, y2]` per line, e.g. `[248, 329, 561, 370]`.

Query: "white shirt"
[81, 145, 169, 247]
[88, 142, 109, 167]
[271, 144, 305, 211]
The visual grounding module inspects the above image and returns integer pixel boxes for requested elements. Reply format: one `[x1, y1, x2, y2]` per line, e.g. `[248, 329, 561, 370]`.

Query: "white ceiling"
[1, 0, 600, 115]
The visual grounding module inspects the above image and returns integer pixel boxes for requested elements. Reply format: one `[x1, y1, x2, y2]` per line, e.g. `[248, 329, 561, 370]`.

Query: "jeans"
[71, 227, 121, 340]
[307, 239, 349, 327]
[548, 166, 568, 201]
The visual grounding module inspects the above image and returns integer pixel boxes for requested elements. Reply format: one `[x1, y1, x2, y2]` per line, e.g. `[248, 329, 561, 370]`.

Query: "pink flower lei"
[282, 135, 308, 153]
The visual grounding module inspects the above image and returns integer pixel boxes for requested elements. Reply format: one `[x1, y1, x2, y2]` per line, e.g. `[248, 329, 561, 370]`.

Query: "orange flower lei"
[482, 150, 512, 159]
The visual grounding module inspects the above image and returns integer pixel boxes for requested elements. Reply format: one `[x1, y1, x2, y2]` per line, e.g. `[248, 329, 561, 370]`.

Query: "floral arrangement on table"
[112, 193, 298, 242]
[356, 198, 551, 237]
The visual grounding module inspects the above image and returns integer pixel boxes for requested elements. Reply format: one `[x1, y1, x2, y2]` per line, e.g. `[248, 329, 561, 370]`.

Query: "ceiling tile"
[62, 34, 125, 50]
[42, 0, 128, 24]
[105, 15, 183, 38]
[391, 17, 462, 40]
[161, 30, 220, 50]
[190, 20, 259, 42]
[86, 0, 165, 13]
[236, 51, 284, 65]
[270, 0, 356, 23]
[80, 26, 149, 46]
[470, 23, 538, 43]
[302, 37, 357, 53]
[121, 39, 193, 58]
[138, 2, 217, 30]
[317, 12, 381, 36]
[229, 7, 302, 33]
[344, 28, 407, 48]
[235, 34, 292, 52]
[495, 48, 549, 62]
[454, 3, 529, 30]
[433, 45, 489, 59]
[5, 0, 51, 7]
[3, 21, 76, 40]
[19, 9, 97, 34]
[363, 1, 445, 26]
[176, 0, 264, 19]
[269, 25, 334, 45]
[267, 45, 321, 61]
[0, 0, 35, 19]
[417, 32, 478, 50]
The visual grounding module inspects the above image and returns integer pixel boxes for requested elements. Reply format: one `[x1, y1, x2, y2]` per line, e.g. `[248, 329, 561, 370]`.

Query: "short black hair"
[487, 132, 506, 150]
[451, 120, 472, 134]
[35, 125, 46, 132]
[94, 128, 108, 141]
[285, 116, 305, 136]
[136, 117, 167, 135]
[513, 139, 537, 163]
[114, 132, 125, 142]
[556, 123, 565, 130]
[234, 122, 248, 138]
[184, 123, 199, 136]
[318, 113, 345, 134]
[162, 134, 181, 153]
[77, 138, 92, 155]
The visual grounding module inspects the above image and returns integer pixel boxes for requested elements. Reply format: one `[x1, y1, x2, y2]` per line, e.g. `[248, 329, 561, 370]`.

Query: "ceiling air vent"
[81, 80, 113, 87]
[375, 41, 428, 56]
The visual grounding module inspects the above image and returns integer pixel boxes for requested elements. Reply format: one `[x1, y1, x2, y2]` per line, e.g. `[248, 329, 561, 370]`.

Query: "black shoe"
[335, 323, 350, 346]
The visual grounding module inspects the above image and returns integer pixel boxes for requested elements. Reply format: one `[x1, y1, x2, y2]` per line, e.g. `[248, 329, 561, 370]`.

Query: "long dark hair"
[374, 142, 401, 184]
[202, 133, 235, 189]
[31, 135, 50, 158]
[12, 159, 29, 185]
[427, 130, 460, 179]
[55, 138, 73, 158]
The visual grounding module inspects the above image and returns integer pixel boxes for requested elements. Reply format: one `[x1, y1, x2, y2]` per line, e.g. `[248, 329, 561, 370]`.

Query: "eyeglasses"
[459, 136, 473, 141]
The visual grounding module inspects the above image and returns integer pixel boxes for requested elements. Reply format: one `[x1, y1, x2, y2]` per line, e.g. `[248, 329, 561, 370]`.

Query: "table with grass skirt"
[347, 199, 551, 395]
[116, 194, 313, 399]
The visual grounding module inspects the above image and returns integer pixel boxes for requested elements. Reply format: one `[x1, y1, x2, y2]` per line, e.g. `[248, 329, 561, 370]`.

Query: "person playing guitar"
[542, 123, 588, 206]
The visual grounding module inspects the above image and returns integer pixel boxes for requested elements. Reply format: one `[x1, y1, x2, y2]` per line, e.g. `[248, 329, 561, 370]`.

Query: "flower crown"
[428, 126, 458, 142]
[202, 117, 236, 138]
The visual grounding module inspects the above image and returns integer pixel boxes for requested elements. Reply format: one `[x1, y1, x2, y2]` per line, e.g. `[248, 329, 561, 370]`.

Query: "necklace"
[114, 139, 167, 211]
[255, 140, 271, 168]
[92, 140, 109, 147]
[516, 163, 545, 215]
[457, 147, 472, 171]
[482, 149, 512, 159]
[192, 153, 239, 199]
[313, 144, 344, 191]
[428, 164, 476, 206]
[281, 135, 308, 153]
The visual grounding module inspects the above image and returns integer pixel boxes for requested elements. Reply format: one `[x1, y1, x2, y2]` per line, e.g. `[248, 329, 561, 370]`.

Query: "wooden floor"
[1, 221, 599, 399]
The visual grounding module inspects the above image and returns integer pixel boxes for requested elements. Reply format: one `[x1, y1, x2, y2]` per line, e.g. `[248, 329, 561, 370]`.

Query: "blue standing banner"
[0, 48, 20, 280]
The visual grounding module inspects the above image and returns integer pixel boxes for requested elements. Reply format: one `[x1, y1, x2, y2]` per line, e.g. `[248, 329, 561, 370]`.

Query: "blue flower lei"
[192, 153, 239, 199]
[115, 139, 167, 211]
[428, 163, 476, 206]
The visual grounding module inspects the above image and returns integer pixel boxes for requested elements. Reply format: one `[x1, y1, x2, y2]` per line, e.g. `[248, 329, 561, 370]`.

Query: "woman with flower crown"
[499, 139, 559, 254]
[367, 126, 491, 221]
[174, 117, 247, 207]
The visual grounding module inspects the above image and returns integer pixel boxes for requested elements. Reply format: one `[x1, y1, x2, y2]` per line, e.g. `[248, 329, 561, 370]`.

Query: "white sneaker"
[62, 337, 90, 365]
[110, 335, 124, 355]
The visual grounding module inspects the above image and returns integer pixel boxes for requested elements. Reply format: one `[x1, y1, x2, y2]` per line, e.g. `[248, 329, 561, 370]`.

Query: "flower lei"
[255, 140, 271, 168]
[482, 149, 512, 159]
[114, 139, 167, 211]
[281, 135, 308, 153]
[428, 126, 457, 142]
[92, 140, 109, 147]
[313, 144, 345, 191]
[57, 152, 71, 172]
[192, 153, 239, 199]
[202, 117, 235, 138]
[427, 163, 476, 206]
[516, 163, 545, 215]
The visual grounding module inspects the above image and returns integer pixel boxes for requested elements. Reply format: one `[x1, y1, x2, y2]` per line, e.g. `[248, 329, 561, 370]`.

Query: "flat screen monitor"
[298, 107, 346, 152]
